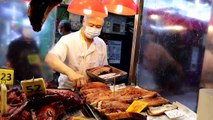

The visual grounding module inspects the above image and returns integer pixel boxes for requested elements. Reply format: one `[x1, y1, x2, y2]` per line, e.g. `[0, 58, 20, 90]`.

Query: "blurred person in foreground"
[45, 16, 108, 89]
[6, 27, 43, 85]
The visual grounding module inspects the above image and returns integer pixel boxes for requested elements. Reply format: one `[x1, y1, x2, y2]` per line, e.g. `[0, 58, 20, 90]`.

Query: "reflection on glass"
[201, 14, 213, 87]
[0, 0, 56, 83]
[137, 0, 211, 111]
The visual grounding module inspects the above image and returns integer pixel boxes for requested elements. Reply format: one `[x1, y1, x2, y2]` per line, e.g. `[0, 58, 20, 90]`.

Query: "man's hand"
[45, 53, 88, 88]
[66, 71, 87, 88]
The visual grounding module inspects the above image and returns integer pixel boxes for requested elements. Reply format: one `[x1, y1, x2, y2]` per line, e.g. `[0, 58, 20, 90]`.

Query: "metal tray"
[82, 104, 106, 120]
[86, 65, 128, 84]
[82, 103, 147, 120]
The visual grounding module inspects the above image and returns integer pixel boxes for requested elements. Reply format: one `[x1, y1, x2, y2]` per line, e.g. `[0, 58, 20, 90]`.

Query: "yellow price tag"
[126, 100, 148, 113]
[21, 78, 46, 97]
[27, 54, 40, 65]
[0, 69, 14, 85]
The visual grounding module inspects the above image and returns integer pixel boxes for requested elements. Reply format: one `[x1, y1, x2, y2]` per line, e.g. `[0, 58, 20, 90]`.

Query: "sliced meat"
[89, 66, 112, 76]
[99, 100, 130, 114]
[140, 96, 169, 107]
[117, 87, 158, 98]
[81, 87, 111, 96]
[86, 90, 112, 104]
[106, 112, 147, 120]
[81, 82, 110, 91]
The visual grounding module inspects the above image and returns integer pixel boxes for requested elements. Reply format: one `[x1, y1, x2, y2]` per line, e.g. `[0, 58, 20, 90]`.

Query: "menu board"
[108, 40, 122, 64]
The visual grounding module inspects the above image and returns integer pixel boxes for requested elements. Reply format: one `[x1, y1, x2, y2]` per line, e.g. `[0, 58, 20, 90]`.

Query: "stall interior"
[1, 0, 213, 118]
[56, 4, 135, 84]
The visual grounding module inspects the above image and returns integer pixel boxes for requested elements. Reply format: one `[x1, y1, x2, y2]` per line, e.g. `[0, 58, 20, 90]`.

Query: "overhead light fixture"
[102, 0, 138, 16]
[67, 0, 108, 18]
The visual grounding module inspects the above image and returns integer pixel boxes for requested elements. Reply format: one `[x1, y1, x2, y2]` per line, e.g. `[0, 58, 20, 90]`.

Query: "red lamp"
[67, 0, 108, 18]
[102, 0, 138, 16]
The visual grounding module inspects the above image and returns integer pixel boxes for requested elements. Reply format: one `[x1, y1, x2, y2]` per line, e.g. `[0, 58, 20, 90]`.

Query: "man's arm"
[103, 44, 108, 65]
[45, 53, 74, 76]
[45, 53, 86, 87]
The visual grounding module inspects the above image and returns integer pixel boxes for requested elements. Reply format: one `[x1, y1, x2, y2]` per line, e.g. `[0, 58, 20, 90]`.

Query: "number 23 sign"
[0, 69, 14, 85]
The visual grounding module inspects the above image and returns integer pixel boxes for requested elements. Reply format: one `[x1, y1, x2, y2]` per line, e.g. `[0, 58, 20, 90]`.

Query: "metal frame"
[128, 0, 144, 85]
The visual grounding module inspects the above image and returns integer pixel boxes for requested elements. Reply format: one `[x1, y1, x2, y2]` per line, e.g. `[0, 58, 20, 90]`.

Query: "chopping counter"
[0, 82, 197, 120]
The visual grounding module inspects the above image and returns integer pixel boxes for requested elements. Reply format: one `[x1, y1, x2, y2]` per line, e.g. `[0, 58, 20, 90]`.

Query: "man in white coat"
[45, 16, 108, 89]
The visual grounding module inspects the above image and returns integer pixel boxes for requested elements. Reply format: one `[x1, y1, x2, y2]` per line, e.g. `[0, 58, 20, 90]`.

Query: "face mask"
[84, 26, 102, 39]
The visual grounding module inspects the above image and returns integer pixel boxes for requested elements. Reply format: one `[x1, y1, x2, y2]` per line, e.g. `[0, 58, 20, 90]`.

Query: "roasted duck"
[36, 102, 66, 120]
[28, 0, 62, 31]
[0, 88, 83, 120]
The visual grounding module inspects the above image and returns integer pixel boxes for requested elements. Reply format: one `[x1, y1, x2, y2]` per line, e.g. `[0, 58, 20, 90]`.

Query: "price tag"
[0, 69, 14, 85]
[165, 109, 184, 119]
[126, 100, 148, 113]
[21, 78, 46, 97]
[27, 54, 40, 65]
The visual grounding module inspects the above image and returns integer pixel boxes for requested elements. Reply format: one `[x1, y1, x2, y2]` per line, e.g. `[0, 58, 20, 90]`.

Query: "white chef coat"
[49, 30, 108, 89]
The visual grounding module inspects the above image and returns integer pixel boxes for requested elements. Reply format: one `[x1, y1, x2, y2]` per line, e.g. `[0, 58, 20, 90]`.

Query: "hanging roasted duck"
[28, 0, 62, 31]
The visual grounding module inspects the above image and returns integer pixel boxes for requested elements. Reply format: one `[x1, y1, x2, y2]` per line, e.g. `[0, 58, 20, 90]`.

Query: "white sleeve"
[102, 42, 108, 65]
[49, 37, 67, 62]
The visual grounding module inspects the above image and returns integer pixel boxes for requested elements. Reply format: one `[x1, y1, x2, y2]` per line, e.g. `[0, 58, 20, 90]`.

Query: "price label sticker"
[21, 78, 46, 97]
[165, 109, 184, 119]
[126, 100, 148, 113]
[27, 54, 40, 65]
[0, 69, 14, 85]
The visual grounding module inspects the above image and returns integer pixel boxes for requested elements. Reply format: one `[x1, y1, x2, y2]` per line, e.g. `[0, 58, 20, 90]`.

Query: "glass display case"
[135, 0, 212, 111]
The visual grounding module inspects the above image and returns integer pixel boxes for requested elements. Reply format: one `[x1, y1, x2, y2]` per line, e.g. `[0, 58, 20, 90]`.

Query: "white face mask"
[84, 26, 102, 39]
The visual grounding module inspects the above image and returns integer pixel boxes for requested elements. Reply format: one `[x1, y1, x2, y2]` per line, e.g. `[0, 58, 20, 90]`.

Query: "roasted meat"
[117, 87, 158, 98]
[85, 91, 112, 104]
[81, 82, 170, 117]
[139, 96, 169, 107]
[2, 89, 83, 120]
[98, 100, 130, 114]
[36, 102, 66, 120]
[80, 82, 110, 92]
[81, 87, 111, 97]
[9, 110, 31, 120]
[28, 0, 62, 31]
[7, 88, 27, 105]
[106, 112, 147, 120]
[88, 93, 137, 107]
[89, 66, 112, 76]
